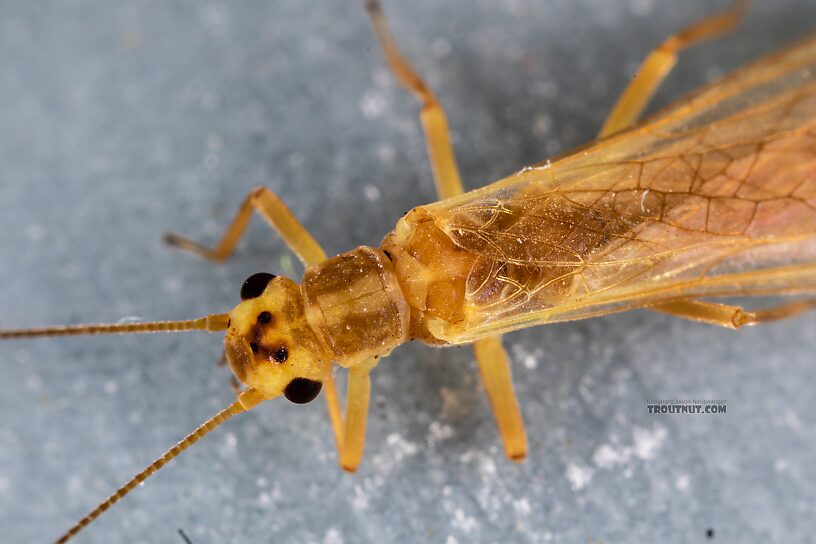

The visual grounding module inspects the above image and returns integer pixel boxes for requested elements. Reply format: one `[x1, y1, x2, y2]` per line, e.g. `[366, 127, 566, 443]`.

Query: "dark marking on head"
[382, 249, 392, 261]
[272, 345, 289, 363]
[240, 272, 276, 300]
[257, 311, 273, 324]
[247, 320, 288, 364]
[284, 378, 322, 404]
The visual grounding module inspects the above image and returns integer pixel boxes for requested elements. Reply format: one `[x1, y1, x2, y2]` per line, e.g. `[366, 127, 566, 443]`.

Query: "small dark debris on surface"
[178, 528, 194, 544]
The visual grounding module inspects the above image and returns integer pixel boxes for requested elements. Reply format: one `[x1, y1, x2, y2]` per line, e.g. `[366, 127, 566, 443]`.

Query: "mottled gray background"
[1, 1, 815, 543]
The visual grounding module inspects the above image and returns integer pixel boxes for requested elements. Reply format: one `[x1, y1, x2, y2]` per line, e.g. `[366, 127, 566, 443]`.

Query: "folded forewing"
[421, 34, 816, 342]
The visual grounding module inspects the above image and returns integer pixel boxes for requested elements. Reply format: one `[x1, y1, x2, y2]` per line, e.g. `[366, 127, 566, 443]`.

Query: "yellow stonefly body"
[1, 1, 815, 542]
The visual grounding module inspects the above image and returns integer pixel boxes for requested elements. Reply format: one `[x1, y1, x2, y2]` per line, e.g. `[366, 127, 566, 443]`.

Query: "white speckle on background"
[514, 497, 532, 515]
[479, 455, 497, 477]
[116, 316, 142, 324]
[675, 474, 690, 491]
[351, 485, 369, 511]
[428, 420, 454, 447]
[360, 89, 388, 119]
[387, 433, 418, 457]
[593, 426, 668, 469]
[593, 443, 627, 469]
[323, 528, 344, 544]
[532, 114, 553, 138]
[371, 433, 419, 474]
[376, 143, 395, 164]
[103, 381, 118, 395]
[632, 426, 668, 460]
[364, 184, 381, 201]
[511, 344, 545, 371]
[566, 463, 594, 491]
[523, 354, 538, 370]
[452, 508, 479, 534]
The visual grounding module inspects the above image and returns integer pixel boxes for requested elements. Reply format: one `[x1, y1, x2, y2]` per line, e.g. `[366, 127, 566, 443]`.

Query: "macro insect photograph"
[2, 0, 816, 542]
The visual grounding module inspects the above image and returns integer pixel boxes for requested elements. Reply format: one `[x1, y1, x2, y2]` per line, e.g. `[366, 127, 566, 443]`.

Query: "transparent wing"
[420, 34, 816, 342]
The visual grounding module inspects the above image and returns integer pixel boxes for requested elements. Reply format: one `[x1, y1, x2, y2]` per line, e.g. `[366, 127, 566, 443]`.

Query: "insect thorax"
[302, 246, 410, 367]
[380, 207, 481, 346]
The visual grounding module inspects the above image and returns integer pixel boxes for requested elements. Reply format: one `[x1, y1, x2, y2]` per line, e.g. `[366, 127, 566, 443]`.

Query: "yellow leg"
[323, 359, 380, 472]
[323, 371, 344, 452]
[599, 0, 748, 138]
[473, 336, 528, 461]
[338, 358, 379, 472]
[651, 298, 816, 329]
[365, 0, 463, 200]
[165, 187, 326, 267]
[366, 0, 528, 461]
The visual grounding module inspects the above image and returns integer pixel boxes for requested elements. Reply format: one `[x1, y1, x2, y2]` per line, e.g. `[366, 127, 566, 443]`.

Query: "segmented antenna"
[0, 314, 229, 339]
[55, 389, 265, 543]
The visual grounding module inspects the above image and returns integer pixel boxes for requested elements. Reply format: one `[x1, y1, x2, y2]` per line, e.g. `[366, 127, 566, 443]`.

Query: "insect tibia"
[301, 246, 410, 367]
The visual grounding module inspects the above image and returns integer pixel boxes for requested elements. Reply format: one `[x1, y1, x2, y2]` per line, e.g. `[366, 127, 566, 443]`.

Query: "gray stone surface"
[1, 1, 815, 543]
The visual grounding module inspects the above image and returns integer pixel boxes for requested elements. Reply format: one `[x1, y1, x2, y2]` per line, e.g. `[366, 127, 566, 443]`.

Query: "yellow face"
[224, 273, 331, 403]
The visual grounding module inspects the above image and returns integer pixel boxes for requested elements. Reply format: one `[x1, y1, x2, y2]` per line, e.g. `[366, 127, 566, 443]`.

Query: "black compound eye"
[284, 378, 323, 404]
[249, 342, 259, 354]
[272, 346, 289, 363]
[241, 272, 276, 300]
